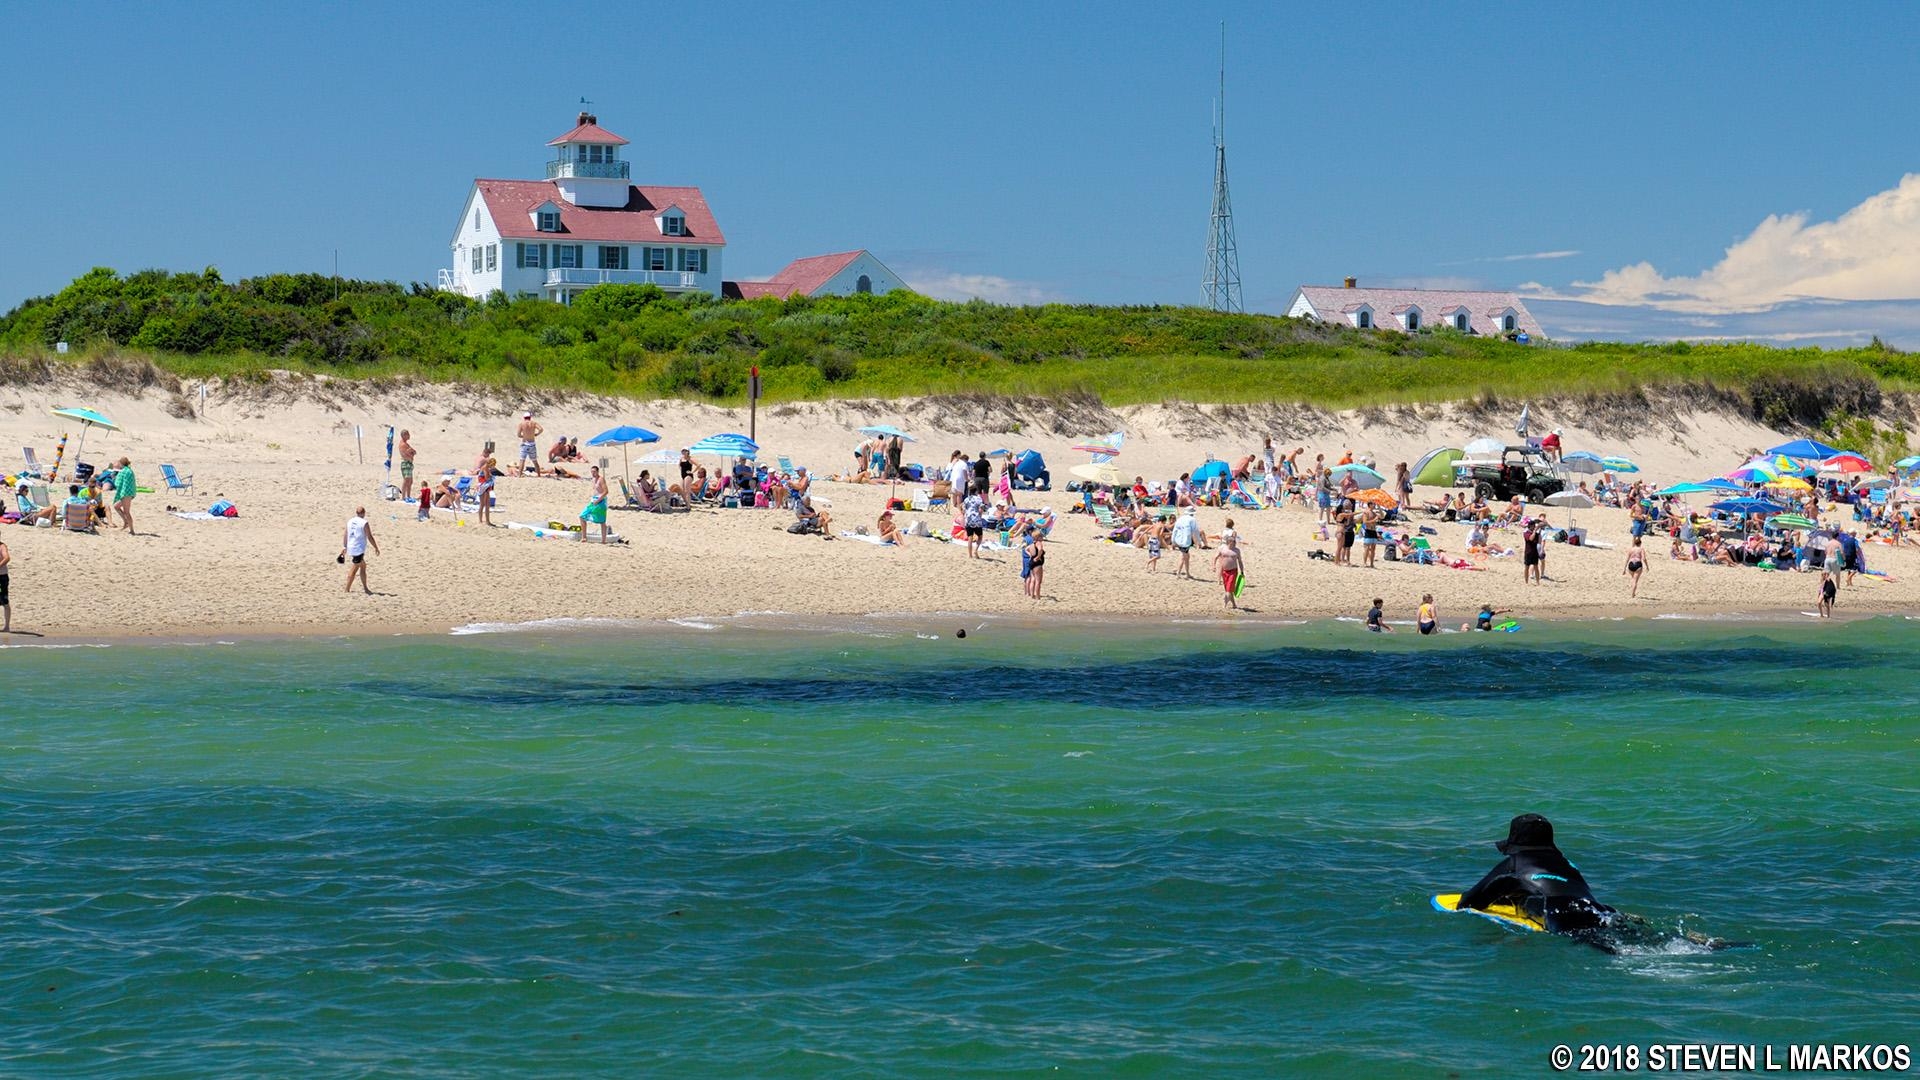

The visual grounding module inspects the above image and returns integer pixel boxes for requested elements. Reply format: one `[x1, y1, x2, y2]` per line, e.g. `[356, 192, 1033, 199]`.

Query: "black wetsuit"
[1457, 844, 1618, 935]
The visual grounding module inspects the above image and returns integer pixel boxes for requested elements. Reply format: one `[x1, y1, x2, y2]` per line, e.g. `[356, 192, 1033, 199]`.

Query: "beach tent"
[1192, 460, 1232, 485]
[1013, 449, 1049, 488]
[1766, 438, 1847, 461]
[1411, 446, 1462, 486]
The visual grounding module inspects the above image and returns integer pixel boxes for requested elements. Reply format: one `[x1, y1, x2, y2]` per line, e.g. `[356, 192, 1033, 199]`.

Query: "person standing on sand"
[1625, 536, 1647, 597]
[516, 413, 544, 477]
[1818, 571, 1837, 617]
[475, 457, 497, 527]
[1396, 461, 1413, 511]
[340, 506, 379, 594]
[0, 537, 12, 633]
[1213, 535, 1244, 610]
[112, 457, 137, 534]
[1021, 525, 1046, 599]
[973, 452, 992, 499]
[1172, 506, 1198, 578]
[398, 430, 417, 494]
[582, 465, 610, 543]
[1523, 520, 1543, 585]
[963, 490, 987, 558]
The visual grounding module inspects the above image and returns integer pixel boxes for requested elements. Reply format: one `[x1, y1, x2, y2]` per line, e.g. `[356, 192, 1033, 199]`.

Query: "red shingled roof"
[764, 251, 865, 297]
[722, 281, 800, 300]
[548, 121, 629, 146]
[475, 180, 725, 245]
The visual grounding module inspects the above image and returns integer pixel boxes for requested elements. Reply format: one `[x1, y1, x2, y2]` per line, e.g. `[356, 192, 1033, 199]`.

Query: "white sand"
[1, 372, 1910, 638]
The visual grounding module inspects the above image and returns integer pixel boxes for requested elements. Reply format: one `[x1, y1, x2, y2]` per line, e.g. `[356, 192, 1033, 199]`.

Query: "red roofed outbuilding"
[720, 250, 907, 301]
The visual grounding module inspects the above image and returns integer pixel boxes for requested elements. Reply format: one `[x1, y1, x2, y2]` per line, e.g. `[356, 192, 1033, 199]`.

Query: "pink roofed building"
[720, 250, 906, 301]
[443, 113, 909, 307]
[444, 112, 726, 304]
[1286, 278, 1543, 340]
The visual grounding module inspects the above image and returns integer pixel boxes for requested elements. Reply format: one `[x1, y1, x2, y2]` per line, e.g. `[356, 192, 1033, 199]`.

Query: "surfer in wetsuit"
[1457, 814, 1619, 937]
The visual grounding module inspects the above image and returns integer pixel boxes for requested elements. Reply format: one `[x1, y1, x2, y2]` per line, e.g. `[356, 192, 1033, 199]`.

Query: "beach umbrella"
[1818, 453, 1872, 474]
[1765, 476, 1813, 492]
[1859, 475, 1893, 490]
[1463, 437, 1505, 457]
[1894, 455, 1920, 472]
[1544, 489, 1594, 528]
[1559, 450, 1607, 475]
[1070, 461, 1127, 487]
[1725, 460, 1778, 485]
[1601, 455, 1639, 473]
[1515, 403, 1531, 437]
[1656, 480, 1737, 496]
[857, 424, 917, 442]
[1766, 438, 1846, 461]
[986, 448, 1014, 458]
[49, 406, 120, 481]
[1769, 514, 1818, 530]
[637, 448, 679, 465]
[1328, 462, 1387, 488]
[587, 424, 663, 484]
[688, 433, 758, 459]
[1072, 442, 1122, 457]
[1349, 487, 1398, 508]
[1710, 497, 1788, 515]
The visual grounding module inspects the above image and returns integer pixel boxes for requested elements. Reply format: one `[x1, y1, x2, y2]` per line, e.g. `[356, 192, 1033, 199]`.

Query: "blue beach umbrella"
[1600, 456, 1639, 473]
[1765, 438, 1846, 461]
[689, 432, 758, 459]
[49, 405, 120, 480]
[1894, 455, 1920, 472]
[1656, 479, 1745, 496]
[1326, 462, 1386, 488]
[857, 424, 917, 442]
[1710, 497, 1788, 515]
[587, 425, 662, 484]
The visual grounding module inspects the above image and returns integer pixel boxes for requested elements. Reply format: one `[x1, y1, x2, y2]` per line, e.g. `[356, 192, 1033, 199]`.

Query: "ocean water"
[3, 618, 1917, 1077]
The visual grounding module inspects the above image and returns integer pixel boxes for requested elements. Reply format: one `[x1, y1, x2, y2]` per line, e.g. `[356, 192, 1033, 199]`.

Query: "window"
[1503, 314, 1516, 332]
[470, 246, 482, 272]
[1454, 312, 1468, 331]
[856, 274, 872, 294]
[673, 248, 707, 274]
[661, 213, 685, 237]
[646, 247, 669, 271]
[1406, 311, 1421, 331]
[516, 242, 546, 269]
[599, 245, 628, 270]
[485, 244, 497, 272]
[473, 208, 481, 231]
[1357, 310, 1372, 329]
[538, 210, 561, 232]
[556, 244, 582, 269]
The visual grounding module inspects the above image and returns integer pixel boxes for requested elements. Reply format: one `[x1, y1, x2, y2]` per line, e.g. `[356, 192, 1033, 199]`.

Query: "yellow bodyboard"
[1432, 892, 1546, 933]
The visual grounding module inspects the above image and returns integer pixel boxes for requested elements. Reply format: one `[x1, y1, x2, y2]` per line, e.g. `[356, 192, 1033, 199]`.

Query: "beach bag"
[208, 500, 235, 517]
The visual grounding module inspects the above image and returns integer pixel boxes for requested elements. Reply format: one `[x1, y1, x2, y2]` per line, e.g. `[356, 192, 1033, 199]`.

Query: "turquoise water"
[3, 619, 1917, 1076]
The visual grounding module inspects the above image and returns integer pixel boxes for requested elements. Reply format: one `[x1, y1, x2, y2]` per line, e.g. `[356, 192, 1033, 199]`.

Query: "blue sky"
[7, 1, 1920, 344]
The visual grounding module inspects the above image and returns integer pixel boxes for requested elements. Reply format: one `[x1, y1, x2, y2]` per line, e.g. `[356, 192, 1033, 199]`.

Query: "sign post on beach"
[748, 366, 761, 442]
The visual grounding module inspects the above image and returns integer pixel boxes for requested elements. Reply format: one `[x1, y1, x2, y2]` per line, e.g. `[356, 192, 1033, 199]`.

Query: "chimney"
[577, 111, 594, 126]
[1343, 276, 1357, 289]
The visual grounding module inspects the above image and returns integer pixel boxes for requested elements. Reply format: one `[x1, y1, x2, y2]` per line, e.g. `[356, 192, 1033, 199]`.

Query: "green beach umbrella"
[1769, 514, 1817, 530]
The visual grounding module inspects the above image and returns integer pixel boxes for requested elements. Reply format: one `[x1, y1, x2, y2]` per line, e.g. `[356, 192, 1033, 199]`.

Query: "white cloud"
[1527, 296, 1920, 349]
[1565, 173, 1920, 313]
[1446, 250, 1580, 265]
[904, 272, 1063, 305]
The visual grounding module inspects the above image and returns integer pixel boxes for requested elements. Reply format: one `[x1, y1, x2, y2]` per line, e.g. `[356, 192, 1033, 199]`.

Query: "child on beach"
[416, 481, 431, 522]
[1366, 597, 1391, 632]
[1145, 519, 1163, 572]
[1818, 572, 1836, 617]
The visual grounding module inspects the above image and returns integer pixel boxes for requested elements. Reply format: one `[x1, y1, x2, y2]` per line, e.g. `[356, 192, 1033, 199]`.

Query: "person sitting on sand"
[1455, 814, 1621, 941]
[1498, 496, 1525, 525]
[432, 479, 461, 509]
[795, 493, 832, 537]
[1467, 494, 1491, 521]
[877, 508, 906, 545]
[548, 435, 570, 463]
[1365, 597, 1391, 632]
[636, 470, 663, 510]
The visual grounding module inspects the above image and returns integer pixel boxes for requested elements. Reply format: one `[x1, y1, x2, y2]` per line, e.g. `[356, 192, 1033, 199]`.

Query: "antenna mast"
[1202, 21, 1244, 313]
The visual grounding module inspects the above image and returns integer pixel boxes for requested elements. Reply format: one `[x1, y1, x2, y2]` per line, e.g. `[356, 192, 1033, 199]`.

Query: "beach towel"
[508, 521, 623, 543]
[169, 511, 223, 521]
[836, 530, 896, 545]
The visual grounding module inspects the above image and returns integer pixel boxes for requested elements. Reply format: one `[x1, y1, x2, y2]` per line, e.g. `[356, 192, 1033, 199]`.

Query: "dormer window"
[1503, 313, 1517, 332]
[1355, 308, 1373, 329]
[1405, 309, 1422, 331]
[538, 209, 561, 232]
[1453, 312, 1469, 332]
[661, 212, 685, 237]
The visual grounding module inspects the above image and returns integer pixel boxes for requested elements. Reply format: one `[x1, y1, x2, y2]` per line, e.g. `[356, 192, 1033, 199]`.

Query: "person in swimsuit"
[398, 430, 417, 492]
[581, 465, 610, 543]
[1468, 603, 1511, 631]
[1361, 505, 1382, 568]
[1335, 503, 1356, 566]
[475, 457, 497, 526]
[1417, 593, 1438, 635]
[1818, 571, 1837, 617]
[1522, 520, 1542, 585]
[1213, 536, 1244, 610]
[1021, 526, 1046, 599]
[516, 413, 543, 477]
[1145, 521, 1163, 573]
[1366, 597, 1391, 632]
[0, 536, 12, 633]
[1624, 536, 1647, 597]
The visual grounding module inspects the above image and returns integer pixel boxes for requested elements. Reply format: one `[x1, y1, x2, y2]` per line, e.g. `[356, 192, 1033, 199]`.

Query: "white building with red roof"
[444, 112, 727, 304]
[721, 250, 906, 300]
[1286, 278, 1543, 339]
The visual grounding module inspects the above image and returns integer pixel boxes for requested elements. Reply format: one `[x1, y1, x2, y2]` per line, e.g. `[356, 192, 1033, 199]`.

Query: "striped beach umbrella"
[688, 433, 758, 459]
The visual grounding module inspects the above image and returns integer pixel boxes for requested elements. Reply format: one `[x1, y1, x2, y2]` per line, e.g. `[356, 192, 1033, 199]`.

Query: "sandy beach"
[2, 370, 1913, 639]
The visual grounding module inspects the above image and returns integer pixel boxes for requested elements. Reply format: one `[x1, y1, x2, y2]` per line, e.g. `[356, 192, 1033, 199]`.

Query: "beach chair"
[160, 463, 194, 493]
[61, 501, 97, 533]
[21, 447, 45, 478]
[777, 455, 800, 476]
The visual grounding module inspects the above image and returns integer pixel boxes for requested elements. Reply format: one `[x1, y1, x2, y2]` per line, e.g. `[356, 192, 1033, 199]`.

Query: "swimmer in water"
[1456, 814, 1620, 939]
[1466, 603, 1511, 632]
[1366, 597, 1391, 632]
[1417, 593, 1438, 635]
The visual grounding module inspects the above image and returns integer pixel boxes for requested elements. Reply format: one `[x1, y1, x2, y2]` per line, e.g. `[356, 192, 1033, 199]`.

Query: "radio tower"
[1202, 22, 1243, 313]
